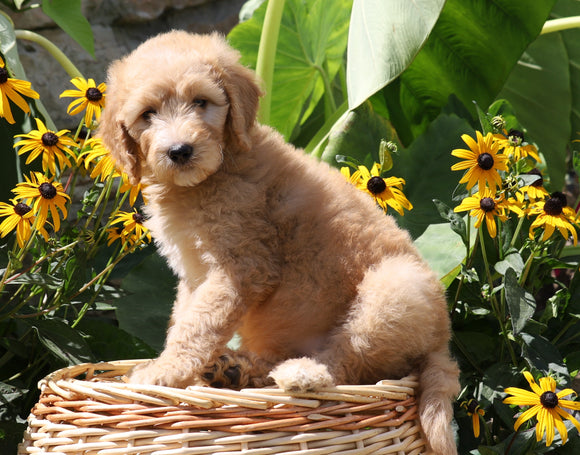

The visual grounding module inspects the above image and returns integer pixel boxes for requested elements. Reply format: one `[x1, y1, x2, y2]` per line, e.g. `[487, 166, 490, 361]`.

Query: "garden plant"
[1, 0, 580, 454]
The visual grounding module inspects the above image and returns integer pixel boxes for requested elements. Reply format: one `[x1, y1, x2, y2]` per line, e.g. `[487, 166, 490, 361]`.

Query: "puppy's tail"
[418, 349, 460, 455]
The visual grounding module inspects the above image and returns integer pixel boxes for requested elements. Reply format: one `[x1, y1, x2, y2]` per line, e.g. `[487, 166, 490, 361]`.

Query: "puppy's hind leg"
[273, 255, 459, 454]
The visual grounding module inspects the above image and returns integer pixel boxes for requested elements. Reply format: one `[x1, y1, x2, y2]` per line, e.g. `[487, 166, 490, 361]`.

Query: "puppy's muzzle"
[168, 143, 193, 165]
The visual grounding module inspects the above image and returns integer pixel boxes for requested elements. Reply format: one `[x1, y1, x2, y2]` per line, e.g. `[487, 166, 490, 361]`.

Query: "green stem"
[541, 16, 580, 35]
[14, 30, 83, 79]
[509, 215, 525, 250]
[552, 319, 575, 345]
[519, 248, 537, 287]
[255, 0, 286, 124]
[479, 228, 518, 367]
[478, 227, 494, 290]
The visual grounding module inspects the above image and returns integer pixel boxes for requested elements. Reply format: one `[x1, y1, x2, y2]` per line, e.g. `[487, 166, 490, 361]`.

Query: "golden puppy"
[98, 31, 460, 454]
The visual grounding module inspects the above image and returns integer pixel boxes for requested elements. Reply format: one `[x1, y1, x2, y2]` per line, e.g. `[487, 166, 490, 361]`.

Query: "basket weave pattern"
[18, 359, 427, 454]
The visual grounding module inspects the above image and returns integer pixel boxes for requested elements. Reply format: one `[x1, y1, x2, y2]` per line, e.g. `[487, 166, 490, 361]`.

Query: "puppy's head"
[97, 31, 262, 186]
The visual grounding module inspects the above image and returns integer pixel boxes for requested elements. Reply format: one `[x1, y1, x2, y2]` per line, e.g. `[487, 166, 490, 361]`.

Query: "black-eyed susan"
[494, 129, 540, 162]
[107, 210, 151, 249]
[355, 163, 413, 215]
[451, 131, 508, 191]
[119, 172, 146, 207]
[503, 371, 580, 446]
[516, 168, 549, 203]
[14, 118, 78, 175]
[0, 199, 50, 248]
[60, 77, 106, 126]
[79, 137, 119, 182]
[460, 398, 485, 438]
[528, 192, 578, 245]
[0, 200, 33, 248]
[0, 56, 39, 124]
[454, 188, 508, 238]
[340, 166, 361, 185]
[11, 172, 70, 232]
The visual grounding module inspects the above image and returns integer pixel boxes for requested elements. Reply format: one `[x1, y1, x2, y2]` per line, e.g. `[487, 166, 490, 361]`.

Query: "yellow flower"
[504, 371, 580, 446]
[460, 398, 485, 438]
[79, 137, 119, 182]
[494, 129, 540, 162]
[0, 200, 32, 248]
[454, 188, 508, 238]
[451, 131, 508, 191]
[516, 169, 549, 203]
[119, 172, 146, 207]
[0, 56, 39, 124]
[340, 166, 361, 185]
[11, 172, 70, 232]
[60, 77, 106, 126]
[354, 163, 413, 215]
[14, 118, 78, 175]
[528, 192, 578, 245]
[107, 209, 151, 249]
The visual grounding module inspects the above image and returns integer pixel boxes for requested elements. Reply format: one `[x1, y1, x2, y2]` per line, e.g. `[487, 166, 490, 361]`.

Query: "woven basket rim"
[19, 359, 428, 455]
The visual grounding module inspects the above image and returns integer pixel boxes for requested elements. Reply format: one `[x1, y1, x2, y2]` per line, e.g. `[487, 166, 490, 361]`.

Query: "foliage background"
[2, 0, 580, 454]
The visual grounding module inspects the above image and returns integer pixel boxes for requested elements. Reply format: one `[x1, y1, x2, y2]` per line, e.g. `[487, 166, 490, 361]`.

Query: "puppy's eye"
[193, 98, 207, 108]
[141, 109, 156, 120]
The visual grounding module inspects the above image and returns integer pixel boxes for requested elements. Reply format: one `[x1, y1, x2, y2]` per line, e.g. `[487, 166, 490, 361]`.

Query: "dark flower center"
[480, 197, 495, 212]
[477, 153, 494, 170]
[540, 391, 559, 409]
[528, 168, 543, 187]
[14, 202, 31, 217]
[0, 67, 8, 84]
[86, 87, 103, 102]
[544, 192, 566, 216]
[367, 176, 387, 195]
[39, 182, 57, 199]
[508, 129, 524, 147]
[41, 132, 59, 147]
[132, 212, 144, 224]
[466, 399, 480, 414]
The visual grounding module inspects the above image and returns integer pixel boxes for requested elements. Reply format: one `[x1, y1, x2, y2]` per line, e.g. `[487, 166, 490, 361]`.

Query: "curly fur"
[98, 30, 460, 454]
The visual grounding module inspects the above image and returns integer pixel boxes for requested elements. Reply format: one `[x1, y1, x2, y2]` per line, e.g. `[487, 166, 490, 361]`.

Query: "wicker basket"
[18, 359, 428, 454]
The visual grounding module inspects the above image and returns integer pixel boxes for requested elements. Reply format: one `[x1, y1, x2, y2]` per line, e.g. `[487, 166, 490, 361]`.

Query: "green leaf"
[494, 251, 525, 276]
[7, 272, 63, 290]
[320, 101, 397, 167]
[520, 332, 569, 380]
[432, 199, 468, 246]
[41, 0, 95, 57]
[346, 0, 446, 109]
[116, 251, 176, 352]
[390, 112, 473, 238]
[497, 31, 570, 191]
[23, 318, 94, 366]
[77, 318, 156, 360]
[392, 0, 556, 139]
[504, 268, 536, 335]
[414, 222, 468, 280]
[228, 0, 352, 140]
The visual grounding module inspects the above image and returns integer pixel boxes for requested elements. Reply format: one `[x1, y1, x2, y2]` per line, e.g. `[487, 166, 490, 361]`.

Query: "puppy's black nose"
[168, 144, 193, 164]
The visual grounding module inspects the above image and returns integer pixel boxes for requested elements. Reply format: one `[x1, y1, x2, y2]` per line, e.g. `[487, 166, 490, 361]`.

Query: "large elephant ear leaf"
[346, 0, 446, 110]
[228, 0, 352, 140]
[393, 0, 557, 140]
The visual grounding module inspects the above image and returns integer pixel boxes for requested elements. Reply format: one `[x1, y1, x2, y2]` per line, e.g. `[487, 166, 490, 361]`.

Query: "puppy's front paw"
[269, 357, 334, 393]
[201, 353, 244, 389]
[200, 351, 274, 389]
[129, 358, 197, 388]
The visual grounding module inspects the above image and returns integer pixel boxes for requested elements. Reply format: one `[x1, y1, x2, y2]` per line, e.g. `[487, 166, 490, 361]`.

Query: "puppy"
[98, 31, 460, 454]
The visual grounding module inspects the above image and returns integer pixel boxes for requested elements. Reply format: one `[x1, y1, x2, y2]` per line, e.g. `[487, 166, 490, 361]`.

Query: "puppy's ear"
[219, 59, 263, 152]
[97, 64, 143, 185]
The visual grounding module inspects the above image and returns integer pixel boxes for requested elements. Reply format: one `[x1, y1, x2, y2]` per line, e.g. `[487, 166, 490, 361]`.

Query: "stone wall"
[4, 0, 246, 128]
